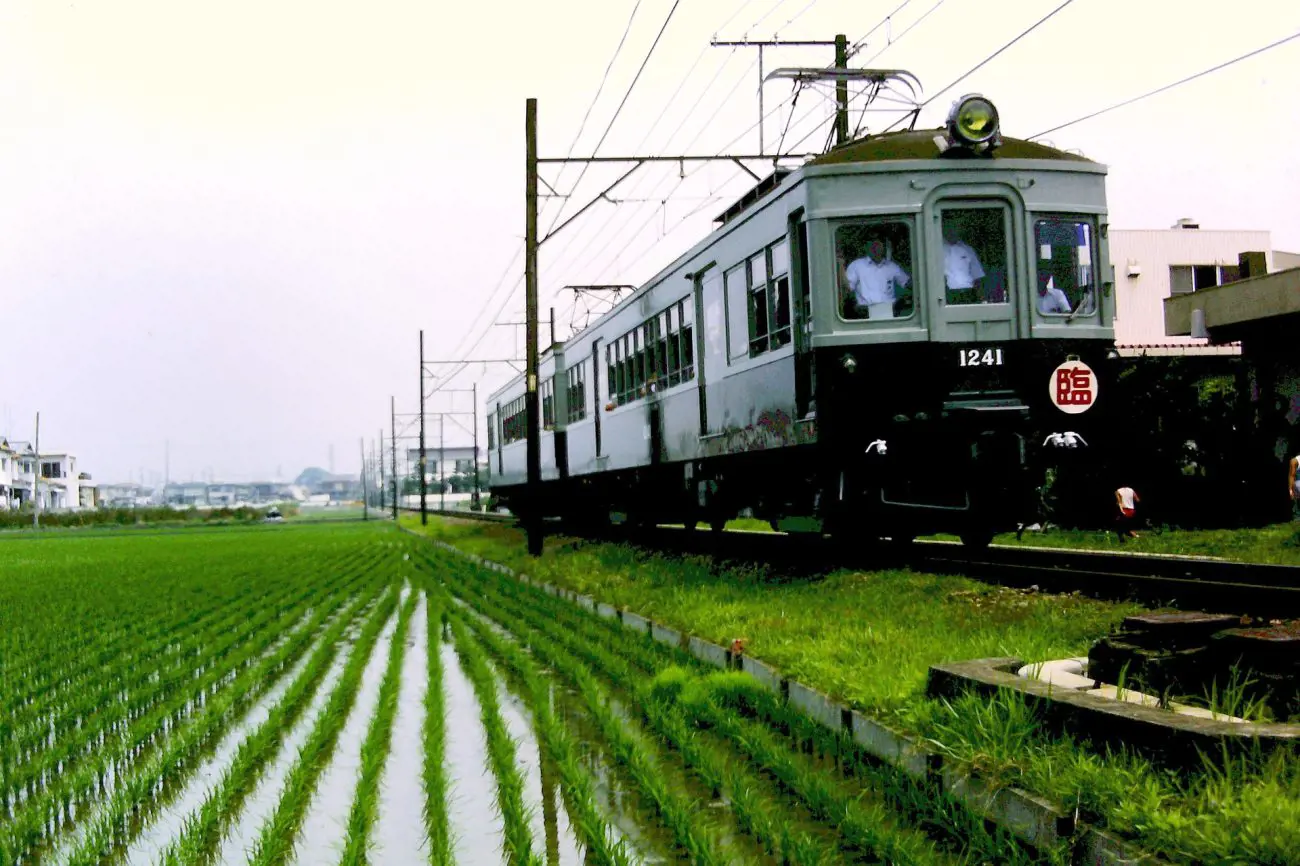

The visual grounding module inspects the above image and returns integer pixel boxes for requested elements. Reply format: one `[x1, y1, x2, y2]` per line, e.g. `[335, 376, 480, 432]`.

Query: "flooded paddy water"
[4, 523, 996, 866]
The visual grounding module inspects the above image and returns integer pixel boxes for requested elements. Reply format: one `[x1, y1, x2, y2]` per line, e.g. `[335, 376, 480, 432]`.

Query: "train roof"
[810, 128, 1096, 165]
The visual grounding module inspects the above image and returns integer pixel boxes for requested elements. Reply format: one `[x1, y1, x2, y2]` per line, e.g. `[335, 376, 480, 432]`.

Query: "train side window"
[679, 298, 694, 379]
[1035, 218, 1096, 316]
[540, 377, 555, 430]
[941, 208, 1007, 306]
[836, 220, 914, 320]
[769, 239, 791, 349]
[748, 252, 769, 356]
[725, 263, 749, 362]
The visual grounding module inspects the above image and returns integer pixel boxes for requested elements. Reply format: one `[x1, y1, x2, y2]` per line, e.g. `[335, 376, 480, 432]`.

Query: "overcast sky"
[2, 0, 1296, 484]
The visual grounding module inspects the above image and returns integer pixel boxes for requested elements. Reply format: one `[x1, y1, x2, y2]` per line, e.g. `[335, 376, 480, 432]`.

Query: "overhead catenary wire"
[543, 0, 683, 239]
[1029, 29, 1300, 139]
[878, 0, 1078, 133]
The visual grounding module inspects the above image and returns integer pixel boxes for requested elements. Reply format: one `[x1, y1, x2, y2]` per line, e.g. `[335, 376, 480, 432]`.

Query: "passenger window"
[1035, 219, 1095, 316]
[835, 220, 914, 320]
[941, 208, 1007, 305]
[725, 263, 749, 362]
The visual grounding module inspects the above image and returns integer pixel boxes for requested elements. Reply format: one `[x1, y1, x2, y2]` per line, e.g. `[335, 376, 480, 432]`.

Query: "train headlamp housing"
[944, 94, 1001, 154]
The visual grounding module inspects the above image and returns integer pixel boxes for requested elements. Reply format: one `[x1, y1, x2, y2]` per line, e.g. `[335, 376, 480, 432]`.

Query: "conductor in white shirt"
[942, 223, 986, 305]
[844, 239, 910, 319]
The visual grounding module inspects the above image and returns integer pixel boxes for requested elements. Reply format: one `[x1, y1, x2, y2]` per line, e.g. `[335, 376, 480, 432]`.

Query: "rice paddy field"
[4, 518, 1299, 865]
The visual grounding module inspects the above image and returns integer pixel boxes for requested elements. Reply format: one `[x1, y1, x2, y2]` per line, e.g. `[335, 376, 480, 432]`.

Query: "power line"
[543, 0, 683, 239]
[556, 0, 645, 167]
[1030, 29, 1300, 140]
[920, 0, 1076, 109]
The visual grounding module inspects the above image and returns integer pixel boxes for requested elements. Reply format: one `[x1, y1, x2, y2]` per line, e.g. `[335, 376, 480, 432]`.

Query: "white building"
[0, 443, 88, 511]
[1110, 219, 1293, 354]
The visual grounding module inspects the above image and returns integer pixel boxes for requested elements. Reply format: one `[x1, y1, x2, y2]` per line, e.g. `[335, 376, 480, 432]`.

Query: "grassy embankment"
[724, 515, 1300, 565]
[405, 515, 1300, 864]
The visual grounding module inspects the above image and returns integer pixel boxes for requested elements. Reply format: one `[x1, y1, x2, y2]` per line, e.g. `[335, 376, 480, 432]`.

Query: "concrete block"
[849, 711, 932, 779]
[688, 636, 729, 670]
[942, 770, 1073, 849]
[542, 584, 558, 597]
[787, 680, 845, 733]
[740, 656, 783, 696]
[651, 623, 684, 650]
[1075, 826, 1153, 865]
[622, 612, 651, 634]
[574, 594, 596, 611]
[595, 602, 619, 621]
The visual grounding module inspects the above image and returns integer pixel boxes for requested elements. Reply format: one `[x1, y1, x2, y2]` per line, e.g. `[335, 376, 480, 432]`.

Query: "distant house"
[0, 440, 17, 510]
[99, 482, 154, 508]
[0, 444, 87, 511]
[295, 467, 360, 502]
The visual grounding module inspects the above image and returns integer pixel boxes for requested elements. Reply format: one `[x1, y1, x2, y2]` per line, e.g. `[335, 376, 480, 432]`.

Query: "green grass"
[406, 516, 1300, 864]
[924, 521, 1300, 564]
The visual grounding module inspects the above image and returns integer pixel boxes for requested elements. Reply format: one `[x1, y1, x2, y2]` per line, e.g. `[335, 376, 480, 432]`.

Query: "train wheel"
[960, 529, 993, 550]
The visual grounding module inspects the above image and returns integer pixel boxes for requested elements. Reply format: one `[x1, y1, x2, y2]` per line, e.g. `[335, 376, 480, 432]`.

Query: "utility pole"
[390, 397, 398, 521]
[32, 412, 40, 528]
[472, 382, 481, 511]
[834, 34, 849, 146]
[524, 97, 542, 556]
[378, 430, 386, 513]
[709, 36, 847, 153]
[439, 414, 446, 512]
[360, 438, 369, 520]
[419, 330, 428, 526]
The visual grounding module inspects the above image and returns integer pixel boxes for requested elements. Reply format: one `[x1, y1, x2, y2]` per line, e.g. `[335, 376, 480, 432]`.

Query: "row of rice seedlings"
[447, 573, 843, 866]
[3, 552, 372, 799]
[437, 578, 733, 866]
[464, 553, 1037, 864]
[154, 586, 387, 865]
[338, 590, 420, 865]
[1, 562, 369, 834]
[245, 585, 402, 866]
[0, 586, 345, 866]
[440, 554, 959, 866]
[447, 616, 545, 866]
[2, 543, 374, 740]
[421, 598, 453, 866]
[57, 583, 377, 866]
[444, 597, 636, 866]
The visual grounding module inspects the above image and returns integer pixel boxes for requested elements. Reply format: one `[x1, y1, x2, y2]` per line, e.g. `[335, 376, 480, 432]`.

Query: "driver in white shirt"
[844, 239, 910, 319]
[1037, 273, 1073, 314]
[942, 223, 986, 305]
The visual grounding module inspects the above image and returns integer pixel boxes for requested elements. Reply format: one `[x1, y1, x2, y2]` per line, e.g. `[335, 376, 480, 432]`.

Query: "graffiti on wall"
[701, 408, 817, 457]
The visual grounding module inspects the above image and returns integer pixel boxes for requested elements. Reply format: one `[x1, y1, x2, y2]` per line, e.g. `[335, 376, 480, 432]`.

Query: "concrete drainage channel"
[402, 527, 1158, 865]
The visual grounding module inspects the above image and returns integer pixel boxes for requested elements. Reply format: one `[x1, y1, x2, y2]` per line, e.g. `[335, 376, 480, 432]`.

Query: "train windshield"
[941, 208, 1009, 306]
[835, 219, 915, 321]
[1034, 218, 1096, 316]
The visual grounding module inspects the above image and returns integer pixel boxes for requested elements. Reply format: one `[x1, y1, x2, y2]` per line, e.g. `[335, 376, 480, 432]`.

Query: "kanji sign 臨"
[1049, 361, 1097, 414]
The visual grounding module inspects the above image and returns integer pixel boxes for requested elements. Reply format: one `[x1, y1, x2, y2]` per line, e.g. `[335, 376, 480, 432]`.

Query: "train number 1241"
[958, 348, 1004, 367]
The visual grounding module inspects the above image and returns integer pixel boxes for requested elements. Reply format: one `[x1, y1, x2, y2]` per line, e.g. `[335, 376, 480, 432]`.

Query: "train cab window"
[725, 263, 749, 361]
[748, 252, 769, 355]
[679, 298, 694, 379]
[835, 220, 914, 320]
[1035, 219, 1096, 316]
[941, 208, 1007, 306]
[540, 377, 555, 430]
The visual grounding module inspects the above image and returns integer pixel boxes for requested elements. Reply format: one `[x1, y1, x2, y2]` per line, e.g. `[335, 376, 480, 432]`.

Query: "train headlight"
[946, 94, 1000, 150]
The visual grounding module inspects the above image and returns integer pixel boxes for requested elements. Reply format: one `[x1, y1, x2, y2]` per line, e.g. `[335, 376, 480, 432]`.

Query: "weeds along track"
[412, 545, 1047, 865]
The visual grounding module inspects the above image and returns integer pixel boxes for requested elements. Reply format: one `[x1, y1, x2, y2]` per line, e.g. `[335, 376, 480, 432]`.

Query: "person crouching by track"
[1290, 450, 1300, 519]
[1115, 485, 1141, 542]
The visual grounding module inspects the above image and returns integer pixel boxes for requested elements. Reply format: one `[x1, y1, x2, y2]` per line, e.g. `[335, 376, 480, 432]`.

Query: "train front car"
[807, 96, 1114, 546]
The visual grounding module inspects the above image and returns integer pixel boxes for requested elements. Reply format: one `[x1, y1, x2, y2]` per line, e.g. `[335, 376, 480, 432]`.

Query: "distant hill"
[294, 467, 332, 487]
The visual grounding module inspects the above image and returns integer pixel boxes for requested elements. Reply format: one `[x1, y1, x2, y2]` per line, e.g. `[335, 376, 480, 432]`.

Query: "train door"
[694, 264, 722, 436]
[790, 214, 814, 418]
[494, 402, 503, 474]
[591, 341, 602, 456]
[930, 199, 1020, 342]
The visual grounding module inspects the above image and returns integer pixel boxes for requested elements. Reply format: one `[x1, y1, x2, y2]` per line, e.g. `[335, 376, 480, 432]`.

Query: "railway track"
[404, 508, 1300, 617]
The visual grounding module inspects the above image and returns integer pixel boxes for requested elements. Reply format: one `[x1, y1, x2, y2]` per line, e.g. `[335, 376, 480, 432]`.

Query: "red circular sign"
[1049, 360, 1097, 414]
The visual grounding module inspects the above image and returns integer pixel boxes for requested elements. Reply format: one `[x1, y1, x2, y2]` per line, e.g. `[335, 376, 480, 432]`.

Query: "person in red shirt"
[1115, 486, 1140, 541]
